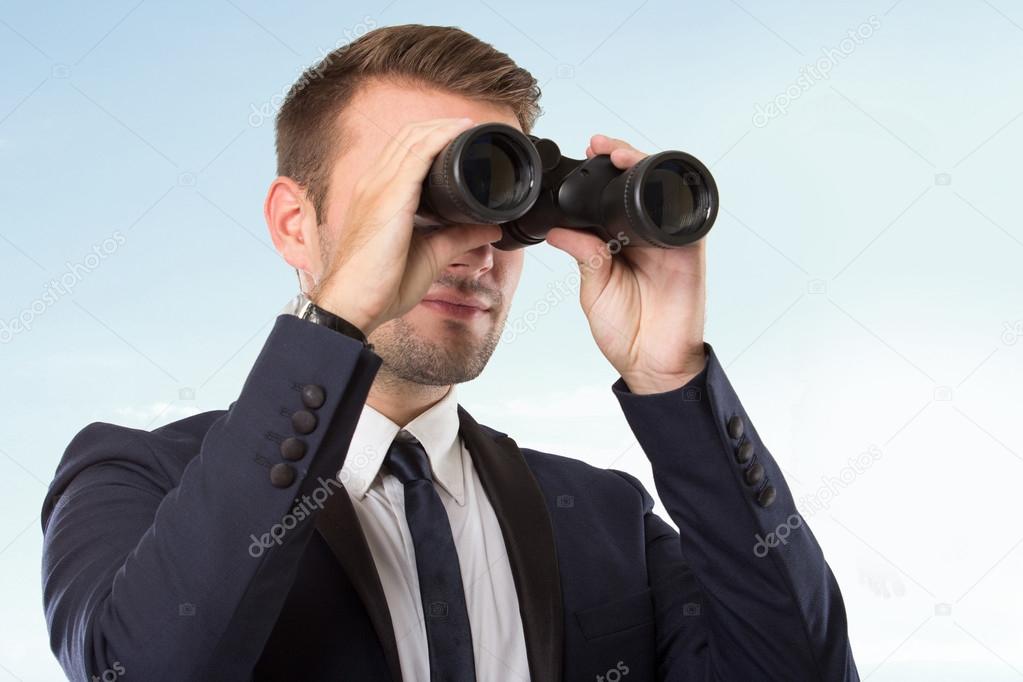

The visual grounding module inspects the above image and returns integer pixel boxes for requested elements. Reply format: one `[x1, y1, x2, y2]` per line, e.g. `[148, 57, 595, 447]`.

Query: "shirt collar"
[341, 382, 465, 506]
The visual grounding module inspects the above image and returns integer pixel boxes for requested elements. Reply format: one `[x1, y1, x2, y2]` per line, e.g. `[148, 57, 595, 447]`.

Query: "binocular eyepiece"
[415, 122, 718, 250]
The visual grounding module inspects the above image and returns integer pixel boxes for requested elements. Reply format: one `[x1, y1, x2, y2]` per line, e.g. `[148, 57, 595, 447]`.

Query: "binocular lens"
[642, 159, 709, 237]
[461, 133, 528, 211]
[418, 123, 543, 226]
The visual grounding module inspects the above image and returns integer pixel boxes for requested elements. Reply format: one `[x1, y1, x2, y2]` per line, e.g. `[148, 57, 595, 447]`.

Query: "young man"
[41, 24, 859, 682]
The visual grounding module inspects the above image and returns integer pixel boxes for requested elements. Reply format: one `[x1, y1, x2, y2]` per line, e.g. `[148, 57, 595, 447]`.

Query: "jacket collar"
[341, 384, 465, 505]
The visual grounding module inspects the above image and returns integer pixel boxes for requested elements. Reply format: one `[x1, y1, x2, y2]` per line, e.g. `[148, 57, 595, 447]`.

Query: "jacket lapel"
[315, 491, 403, 682]
[457, 404, 564, 682]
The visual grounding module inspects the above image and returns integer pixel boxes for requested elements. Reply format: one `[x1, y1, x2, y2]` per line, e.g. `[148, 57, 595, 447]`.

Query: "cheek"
[497, 252, 525, 294]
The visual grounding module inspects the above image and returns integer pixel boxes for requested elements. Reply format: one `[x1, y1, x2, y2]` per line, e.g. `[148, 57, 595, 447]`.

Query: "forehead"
[337, 77, 522, 156]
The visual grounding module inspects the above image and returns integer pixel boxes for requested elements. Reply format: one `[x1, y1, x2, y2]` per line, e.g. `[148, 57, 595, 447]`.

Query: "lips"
[421, 293, 490, 311]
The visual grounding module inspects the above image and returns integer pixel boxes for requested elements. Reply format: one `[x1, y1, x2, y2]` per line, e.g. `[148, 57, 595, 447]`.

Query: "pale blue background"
[2, 1, 1022, 679]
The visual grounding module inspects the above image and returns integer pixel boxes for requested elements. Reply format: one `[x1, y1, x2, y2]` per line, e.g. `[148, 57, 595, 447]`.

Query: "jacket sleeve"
[40, 314, 382, 682]
[610, 343, 859, 682]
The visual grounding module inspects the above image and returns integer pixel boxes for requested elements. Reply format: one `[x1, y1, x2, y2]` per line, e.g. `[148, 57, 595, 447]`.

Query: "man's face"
[314, 78, 526, 386]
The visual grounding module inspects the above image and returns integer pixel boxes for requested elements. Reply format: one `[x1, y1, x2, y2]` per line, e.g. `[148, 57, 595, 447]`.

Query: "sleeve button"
[757, 484, 777, 508]
[270, 463, 296, 488]
[744, 462, 765, 486]
[727, 415, 744, 440]
[280, 437, 307, 461]
[301, 384, 326, 409]
[292, 410, 318, 434]
[736, 440, 754, 463]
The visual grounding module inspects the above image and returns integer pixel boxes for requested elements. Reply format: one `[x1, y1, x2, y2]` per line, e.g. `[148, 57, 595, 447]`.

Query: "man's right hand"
[308, 117, 503, 337]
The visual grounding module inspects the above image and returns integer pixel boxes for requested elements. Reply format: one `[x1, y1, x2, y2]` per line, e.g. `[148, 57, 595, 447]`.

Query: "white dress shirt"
[339, 377, 531, 681]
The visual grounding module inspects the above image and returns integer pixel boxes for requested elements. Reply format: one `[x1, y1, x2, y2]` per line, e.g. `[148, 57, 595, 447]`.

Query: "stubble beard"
[372, 305, 506, 387]
[315, 223, 506, 387]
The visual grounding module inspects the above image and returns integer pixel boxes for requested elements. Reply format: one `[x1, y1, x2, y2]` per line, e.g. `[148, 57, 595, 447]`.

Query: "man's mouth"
[419, 292, 491, 319]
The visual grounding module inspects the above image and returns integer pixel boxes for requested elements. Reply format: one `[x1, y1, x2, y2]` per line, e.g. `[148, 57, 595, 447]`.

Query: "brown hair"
[275, 23, 543, 223]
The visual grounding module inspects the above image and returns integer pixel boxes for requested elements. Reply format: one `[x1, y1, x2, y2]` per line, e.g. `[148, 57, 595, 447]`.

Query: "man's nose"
[446, 236, 494, 278]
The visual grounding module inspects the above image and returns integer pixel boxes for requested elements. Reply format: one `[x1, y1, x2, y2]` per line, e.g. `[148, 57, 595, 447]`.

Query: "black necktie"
[385, 430, 477, 682]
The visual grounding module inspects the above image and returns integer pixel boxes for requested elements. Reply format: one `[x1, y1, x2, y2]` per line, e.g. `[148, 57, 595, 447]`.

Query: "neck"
[366, 369, 451, 427]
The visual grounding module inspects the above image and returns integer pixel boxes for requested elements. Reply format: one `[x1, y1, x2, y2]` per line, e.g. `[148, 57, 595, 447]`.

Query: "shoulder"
[474, 422, 654, 513]
[42, 409, 227, 525]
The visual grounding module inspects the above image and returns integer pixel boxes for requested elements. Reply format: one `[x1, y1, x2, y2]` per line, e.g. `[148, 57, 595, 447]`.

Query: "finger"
[545, 227, 614, 302]
[357, 118, 469, 195]
[363, 118, 472, 195]
[590, 133, 641, 156]
[377, 117, 474, 176]
[609, 147, 647, 170]
[390, 118, 476, 186]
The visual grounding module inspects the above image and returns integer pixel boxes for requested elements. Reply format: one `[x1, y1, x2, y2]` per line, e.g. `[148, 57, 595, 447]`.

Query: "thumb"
[545, 227, 614, 303]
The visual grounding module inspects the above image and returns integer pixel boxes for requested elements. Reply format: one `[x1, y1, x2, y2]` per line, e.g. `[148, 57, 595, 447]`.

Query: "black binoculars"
[414, 122, 718, 250]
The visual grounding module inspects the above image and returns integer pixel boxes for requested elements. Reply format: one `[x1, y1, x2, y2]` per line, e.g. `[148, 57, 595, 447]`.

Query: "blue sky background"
[2, 1, 1022, 679]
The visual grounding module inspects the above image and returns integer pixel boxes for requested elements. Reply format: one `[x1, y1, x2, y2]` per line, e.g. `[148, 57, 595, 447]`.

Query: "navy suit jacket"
[41, 314, 859, 681]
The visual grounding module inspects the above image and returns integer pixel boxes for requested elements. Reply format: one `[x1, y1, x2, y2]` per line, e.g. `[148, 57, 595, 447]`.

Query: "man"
[41, 24, 859, 682]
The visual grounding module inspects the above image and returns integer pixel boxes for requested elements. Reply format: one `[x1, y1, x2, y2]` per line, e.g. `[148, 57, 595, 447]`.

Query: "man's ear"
[264, 176, 319, 278]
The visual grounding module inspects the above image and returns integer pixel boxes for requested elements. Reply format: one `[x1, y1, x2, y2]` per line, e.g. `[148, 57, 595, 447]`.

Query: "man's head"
[265, 25, 542, 386]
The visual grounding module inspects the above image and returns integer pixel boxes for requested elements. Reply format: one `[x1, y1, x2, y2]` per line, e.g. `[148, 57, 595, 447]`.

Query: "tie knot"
[385, 430, 433, 484]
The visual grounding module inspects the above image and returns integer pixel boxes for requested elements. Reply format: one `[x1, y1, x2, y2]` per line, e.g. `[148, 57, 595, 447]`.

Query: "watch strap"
[300, 300, 373, 351]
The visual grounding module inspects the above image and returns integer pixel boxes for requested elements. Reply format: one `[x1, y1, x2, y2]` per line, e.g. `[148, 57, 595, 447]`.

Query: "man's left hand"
[545, 134, 708, 395]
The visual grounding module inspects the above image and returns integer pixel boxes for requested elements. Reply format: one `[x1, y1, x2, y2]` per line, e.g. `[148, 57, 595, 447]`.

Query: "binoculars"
[414, 123, 718, 250]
